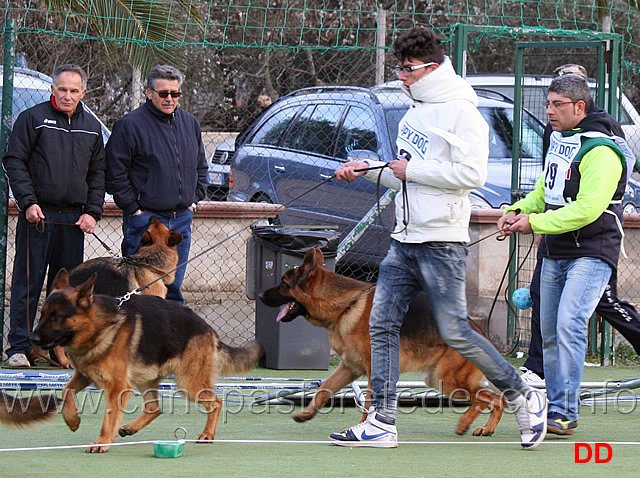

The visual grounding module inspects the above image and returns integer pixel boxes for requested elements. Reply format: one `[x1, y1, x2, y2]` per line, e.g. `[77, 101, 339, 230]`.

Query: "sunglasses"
[151, 88, 181, 98]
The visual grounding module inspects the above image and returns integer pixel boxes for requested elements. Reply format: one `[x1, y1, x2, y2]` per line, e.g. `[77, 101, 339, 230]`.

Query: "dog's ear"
[75, 273, 97, 309]
[140, 230, 153, 247]
[300, 248, 323, 275]
[168, 231, 183, 247]
[313, 248, 325, 269]
[52, 268, 70, 290]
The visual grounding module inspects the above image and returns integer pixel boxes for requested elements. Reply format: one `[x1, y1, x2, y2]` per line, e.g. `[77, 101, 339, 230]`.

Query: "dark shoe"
[547, 411, 577, 435]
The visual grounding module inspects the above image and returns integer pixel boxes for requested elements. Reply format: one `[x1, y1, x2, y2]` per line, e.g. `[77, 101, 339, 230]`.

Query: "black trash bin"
[247, 226, 339, 370]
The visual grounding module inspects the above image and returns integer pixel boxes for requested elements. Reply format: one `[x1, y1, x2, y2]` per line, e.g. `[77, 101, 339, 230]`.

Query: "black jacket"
[105, 100, 208, 216]
[2, 98, 106, 220]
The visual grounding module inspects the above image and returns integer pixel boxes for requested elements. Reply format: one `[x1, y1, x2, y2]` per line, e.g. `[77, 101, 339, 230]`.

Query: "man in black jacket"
[3, 64, 105, 368]
[106, 65, 208, 304]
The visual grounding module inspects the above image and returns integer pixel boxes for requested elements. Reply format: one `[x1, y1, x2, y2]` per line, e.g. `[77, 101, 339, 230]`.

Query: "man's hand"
[389, 159, 408, 180]
[25, 204, 45, 223]
[497, 210, 532, 236]
[335, 161, 368, 183]
[76, 213, 97, 234]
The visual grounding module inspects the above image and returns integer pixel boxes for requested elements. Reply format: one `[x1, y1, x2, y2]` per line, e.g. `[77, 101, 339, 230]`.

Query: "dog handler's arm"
[76, 213, 97, 234]
[335, 161, 368, 183]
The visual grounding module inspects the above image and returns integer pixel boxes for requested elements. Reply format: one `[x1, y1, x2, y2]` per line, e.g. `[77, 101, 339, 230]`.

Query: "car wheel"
[252, 193, 281, 225]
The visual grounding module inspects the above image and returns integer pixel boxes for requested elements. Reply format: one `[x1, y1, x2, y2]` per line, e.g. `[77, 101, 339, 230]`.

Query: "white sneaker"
[330, 407, 398, 448]
[519, 367, 545, 385]
[507, 389, 547, 450]
[7, 353, 30, 368]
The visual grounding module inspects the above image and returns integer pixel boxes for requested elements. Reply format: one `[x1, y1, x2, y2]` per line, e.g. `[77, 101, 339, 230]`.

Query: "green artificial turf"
[1, 362, 639, 477]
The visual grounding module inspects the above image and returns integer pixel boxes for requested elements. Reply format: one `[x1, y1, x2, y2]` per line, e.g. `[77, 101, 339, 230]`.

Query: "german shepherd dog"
[69, 216, 183, 298]
[43, 217, 183, 368]
[30, 269, 263, 453]
[259, 248, 505, 436]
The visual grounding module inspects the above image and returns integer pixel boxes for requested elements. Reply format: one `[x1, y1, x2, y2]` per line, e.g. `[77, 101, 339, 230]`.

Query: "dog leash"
[116, 173, 345, 306]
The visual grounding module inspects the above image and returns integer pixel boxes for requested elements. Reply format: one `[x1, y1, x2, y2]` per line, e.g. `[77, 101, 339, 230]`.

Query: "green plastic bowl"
[152, 440, 185, 458]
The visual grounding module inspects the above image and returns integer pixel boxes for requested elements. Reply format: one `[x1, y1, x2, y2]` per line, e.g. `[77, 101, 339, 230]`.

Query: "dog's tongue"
[276, 304, 291, 322]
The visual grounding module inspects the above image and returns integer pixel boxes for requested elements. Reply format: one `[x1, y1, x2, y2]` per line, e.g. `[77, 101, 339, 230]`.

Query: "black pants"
[6, 211, 84, 358]
[524, 248, 640, 378]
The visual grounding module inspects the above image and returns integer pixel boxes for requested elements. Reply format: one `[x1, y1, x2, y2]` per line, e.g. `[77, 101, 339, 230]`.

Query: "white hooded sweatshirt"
[364, 57, 489, 243]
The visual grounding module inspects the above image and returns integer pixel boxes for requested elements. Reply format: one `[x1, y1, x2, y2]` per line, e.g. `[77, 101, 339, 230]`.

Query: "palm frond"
[44, 0, 205, 74]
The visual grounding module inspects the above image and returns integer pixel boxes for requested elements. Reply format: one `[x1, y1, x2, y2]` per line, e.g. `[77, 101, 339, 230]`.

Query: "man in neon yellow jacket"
[498, 73, 634, 435]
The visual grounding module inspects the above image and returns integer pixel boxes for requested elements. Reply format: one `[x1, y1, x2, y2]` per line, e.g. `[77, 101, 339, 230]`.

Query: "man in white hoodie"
[329, 27, 547, 449]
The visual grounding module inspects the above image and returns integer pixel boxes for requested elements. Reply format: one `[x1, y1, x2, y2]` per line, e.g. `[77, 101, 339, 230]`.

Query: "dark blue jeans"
[369, 240, 527, 419]
[7, 211, 84, 358]
[121, 209, 193, 304]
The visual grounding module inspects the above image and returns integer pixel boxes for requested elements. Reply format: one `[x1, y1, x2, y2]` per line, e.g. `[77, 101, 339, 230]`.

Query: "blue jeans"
[370, 240, 527, 419]
[122, 209, 193, 304]
[540, 257, 611, 422]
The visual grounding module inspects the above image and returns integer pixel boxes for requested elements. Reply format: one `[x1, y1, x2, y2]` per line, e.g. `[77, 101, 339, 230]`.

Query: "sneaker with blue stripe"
[330, 407, 397, 448]
[507, 388, 547, 450]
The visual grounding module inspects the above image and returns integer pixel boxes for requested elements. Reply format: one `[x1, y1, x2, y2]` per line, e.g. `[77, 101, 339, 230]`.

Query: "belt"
[145, 207, 188, 218]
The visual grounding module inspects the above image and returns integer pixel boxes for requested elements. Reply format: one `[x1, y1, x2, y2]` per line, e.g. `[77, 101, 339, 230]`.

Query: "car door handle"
[320, 173, 333, 180]
[273, 165, 285, 173]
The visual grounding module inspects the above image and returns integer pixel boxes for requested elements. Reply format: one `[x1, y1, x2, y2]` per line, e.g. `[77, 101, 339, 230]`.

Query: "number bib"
[544, 130, 633, 206]
[544, 133, 581, 206]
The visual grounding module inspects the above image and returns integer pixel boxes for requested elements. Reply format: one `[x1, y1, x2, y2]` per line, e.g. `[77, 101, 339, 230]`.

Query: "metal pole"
[336, 189, 396, 262]
[0, 19, 16, 355]
[375, 8, 386, 85]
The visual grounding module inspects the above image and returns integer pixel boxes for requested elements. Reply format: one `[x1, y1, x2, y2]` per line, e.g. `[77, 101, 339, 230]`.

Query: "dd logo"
[575, 443, 612, 463]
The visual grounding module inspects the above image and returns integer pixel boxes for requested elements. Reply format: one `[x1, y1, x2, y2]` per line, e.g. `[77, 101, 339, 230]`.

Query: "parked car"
[465, 74, 640, 160]
[206, 137, 235, 201]
[228, 83, 640, 272]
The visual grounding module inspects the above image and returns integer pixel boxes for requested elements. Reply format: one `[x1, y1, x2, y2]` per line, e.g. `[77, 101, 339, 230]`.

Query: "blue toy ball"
[512, 287, 533, 310]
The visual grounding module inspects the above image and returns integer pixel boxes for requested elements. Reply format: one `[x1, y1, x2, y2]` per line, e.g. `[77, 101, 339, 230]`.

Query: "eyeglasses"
[543, 100, 580, 109]
[393, 62, 437, 77]
[152, 88, 181, 98]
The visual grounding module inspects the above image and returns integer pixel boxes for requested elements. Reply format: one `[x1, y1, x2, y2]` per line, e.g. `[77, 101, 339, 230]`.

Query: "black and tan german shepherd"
[69, 216, 183, 298]
[259, 248, 506, 436]
[42, 217, 183, 368]
[30, 269, 263, 453]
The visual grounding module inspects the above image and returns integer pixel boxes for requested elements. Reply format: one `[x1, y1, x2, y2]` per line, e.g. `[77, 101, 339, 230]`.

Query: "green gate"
[453, 24, 623, 361]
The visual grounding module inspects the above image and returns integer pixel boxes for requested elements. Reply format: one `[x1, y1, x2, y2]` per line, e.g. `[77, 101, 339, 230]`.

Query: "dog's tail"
[218, 340, 264, 376]
[0, 391, 59, 427]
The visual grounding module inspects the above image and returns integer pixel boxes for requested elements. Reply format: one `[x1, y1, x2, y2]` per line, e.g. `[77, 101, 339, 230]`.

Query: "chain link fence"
[2, 1, 640, 357]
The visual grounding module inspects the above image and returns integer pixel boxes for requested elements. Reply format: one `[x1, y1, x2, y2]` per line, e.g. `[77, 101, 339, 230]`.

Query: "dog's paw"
[63, 414, 81, 432]
[472, 426, 495, 436]
[118, 426, 136, 437]
[292, 411, 315, 423]
[195, 432, 215, 443]
[85, 439, 111, 453]
[455, 424, 469, 436]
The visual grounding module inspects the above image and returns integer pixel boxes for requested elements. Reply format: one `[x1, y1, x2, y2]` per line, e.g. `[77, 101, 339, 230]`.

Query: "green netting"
[2, 1, 640, 353]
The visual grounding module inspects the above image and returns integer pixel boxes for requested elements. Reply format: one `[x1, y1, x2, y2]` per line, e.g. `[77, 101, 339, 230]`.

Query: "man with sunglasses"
[498, 74, 634, 434]
[106, 64, 208, 304]
[330, 26, 547, 450]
